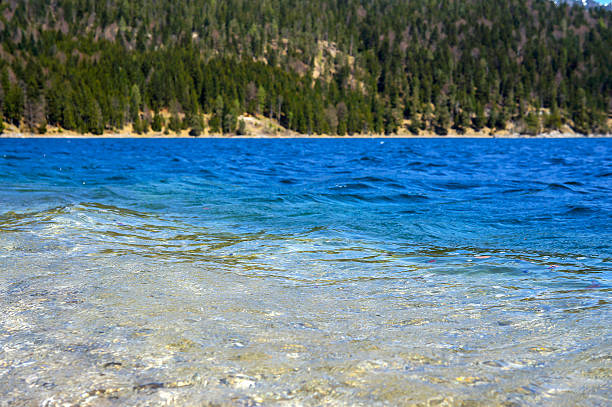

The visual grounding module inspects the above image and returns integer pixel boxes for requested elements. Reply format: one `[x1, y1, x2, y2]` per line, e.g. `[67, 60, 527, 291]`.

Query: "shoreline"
[2, 114, 610, 139]
[1, 132, 610, 139]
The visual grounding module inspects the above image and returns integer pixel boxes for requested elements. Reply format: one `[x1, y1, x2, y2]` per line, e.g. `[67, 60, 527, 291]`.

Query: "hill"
[556, 0, 612, 11]
[0, 0, 610, 136]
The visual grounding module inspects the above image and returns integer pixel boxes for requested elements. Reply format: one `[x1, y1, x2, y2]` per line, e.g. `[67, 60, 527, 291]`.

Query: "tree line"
[0, 0, 610, 135]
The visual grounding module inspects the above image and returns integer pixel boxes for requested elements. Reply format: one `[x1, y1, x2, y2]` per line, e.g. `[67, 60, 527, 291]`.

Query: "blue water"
[1, 138, 611, 406]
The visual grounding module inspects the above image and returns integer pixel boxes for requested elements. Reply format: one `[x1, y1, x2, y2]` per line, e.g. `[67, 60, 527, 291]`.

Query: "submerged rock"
[220, 374, 257, 390]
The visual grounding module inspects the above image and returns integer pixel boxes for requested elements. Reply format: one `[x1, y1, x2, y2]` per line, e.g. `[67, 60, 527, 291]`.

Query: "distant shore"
[2, 115, 610, 139]
[1, 131, 609, 139]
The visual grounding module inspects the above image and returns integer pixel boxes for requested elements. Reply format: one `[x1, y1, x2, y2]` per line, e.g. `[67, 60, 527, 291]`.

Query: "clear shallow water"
[0, 138, 610, 406]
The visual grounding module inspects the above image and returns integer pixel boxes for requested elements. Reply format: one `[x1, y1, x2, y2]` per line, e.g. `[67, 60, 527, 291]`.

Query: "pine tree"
[472, 102, 486, 131]
[453, 106, 470, 133]
[187, 114, 204, 136]
[62, 100, 77, 131]
[434, 96, 450, 135]
[336, 102, 348, 135]
[222, 99, 239, 134]
[90, 101, 104, 135]
[129, 84, 141, 123]
[256, 86, 266, 116]
[524, 111, 540, 136]
[545, 102, 562, 130]
[152, 111, 164, 132]
[5, 85, 24, 126]
[133, 118, 144, 134]
[495, 108, 508, 130]
[209, 95, 224, 134]
[237, 119, 247, 135]
[571, 88, 589, 134]
[168, 114, 182, 133]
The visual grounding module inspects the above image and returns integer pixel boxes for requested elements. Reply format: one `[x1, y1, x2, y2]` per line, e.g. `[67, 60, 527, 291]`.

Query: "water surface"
[0, 138, 610, 406]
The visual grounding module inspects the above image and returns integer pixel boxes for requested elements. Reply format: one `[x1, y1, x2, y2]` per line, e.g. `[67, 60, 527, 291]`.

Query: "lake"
[0, 138, 610, 406]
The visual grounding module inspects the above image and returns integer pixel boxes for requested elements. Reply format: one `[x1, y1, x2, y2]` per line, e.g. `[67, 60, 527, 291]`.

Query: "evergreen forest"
[0, 0, 610, 135]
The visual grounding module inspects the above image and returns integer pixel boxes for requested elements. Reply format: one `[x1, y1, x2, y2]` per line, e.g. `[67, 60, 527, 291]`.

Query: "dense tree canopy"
[0, 0, 610, 135]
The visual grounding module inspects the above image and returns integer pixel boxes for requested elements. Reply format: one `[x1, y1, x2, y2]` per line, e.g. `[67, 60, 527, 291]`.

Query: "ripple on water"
[0, 138, 611, 405]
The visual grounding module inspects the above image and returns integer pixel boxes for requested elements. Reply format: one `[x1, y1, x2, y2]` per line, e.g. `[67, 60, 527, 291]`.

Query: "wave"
[322, 192, 429, 204]
[0, 202, 161, 232]
[564, 205, 597, 216]
[1, 154, 30, 160]
[0, 205, 71, 231]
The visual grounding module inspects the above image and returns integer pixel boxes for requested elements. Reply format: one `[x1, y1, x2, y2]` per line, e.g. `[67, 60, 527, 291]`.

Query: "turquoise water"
[0, 138, 610, 406]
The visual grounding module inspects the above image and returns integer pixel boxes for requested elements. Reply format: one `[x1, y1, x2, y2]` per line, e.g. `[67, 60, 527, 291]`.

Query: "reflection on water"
[0, 139, 611, 406]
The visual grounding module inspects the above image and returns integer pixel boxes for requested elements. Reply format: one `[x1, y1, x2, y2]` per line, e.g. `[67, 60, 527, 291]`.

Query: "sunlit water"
[0, 138, 610, 406]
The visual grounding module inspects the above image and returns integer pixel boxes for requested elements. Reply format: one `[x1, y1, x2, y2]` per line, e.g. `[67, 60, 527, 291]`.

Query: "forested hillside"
[0, 0, 610, 135]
